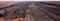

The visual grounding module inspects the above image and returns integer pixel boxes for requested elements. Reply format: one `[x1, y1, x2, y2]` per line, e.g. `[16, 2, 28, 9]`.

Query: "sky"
[0, 0, 60, 1]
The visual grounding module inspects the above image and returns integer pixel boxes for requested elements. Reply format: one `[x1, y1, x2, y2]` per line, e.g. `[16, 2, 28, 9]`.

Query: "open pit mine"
[0, 1, 60, 21]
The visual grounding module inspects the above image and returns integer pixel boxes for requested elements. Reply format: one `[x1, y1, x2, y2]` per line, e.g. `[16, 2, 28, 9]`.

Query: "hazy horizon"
[0, 0, 60, 1]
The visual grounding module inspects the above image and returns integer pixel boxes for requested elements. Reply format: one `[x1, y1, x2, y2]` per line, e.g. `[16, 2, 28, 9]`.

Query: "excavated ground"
[0, 1, 60, 21]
